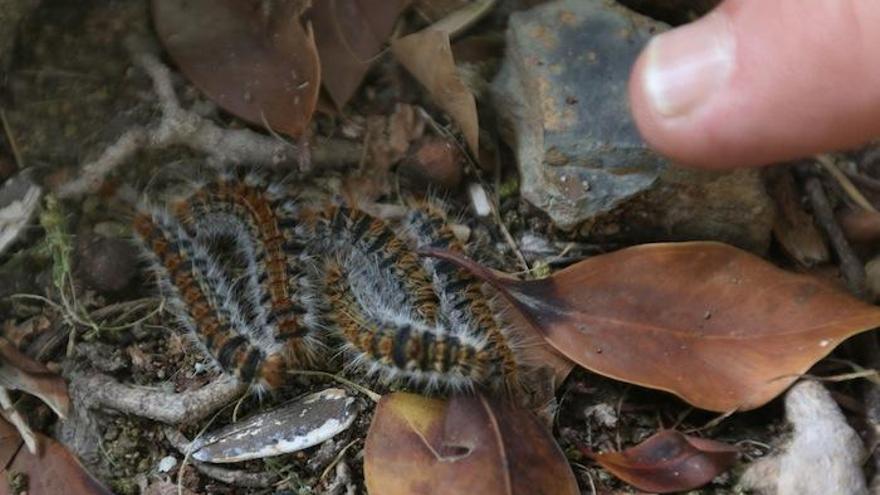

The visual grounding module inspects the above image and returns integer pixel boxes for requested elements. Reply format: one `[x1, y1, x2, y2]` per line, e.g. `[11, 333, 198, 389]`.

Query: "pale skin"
[628, 0, 880, 169]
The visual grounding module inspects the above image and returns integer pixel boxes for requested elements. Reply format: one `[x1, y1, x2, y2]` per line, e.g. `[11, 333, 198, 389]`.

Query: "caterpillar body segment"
[403, 203, 524, 394]
[132, 208, 287, 389]
[169, 172, 323, 367]
[323, 259, 500, 392]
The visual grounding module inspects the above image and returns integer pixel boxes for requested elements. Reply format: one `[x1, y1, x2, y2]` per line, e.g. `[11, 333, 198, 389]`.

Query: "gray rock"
[492, 0, 774, 252]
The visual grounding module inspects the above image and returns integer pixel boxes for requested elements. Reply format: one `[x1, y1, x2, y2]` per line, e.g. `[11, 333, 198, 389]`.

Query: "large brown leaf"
[364, 393, 578, 495]
[583, 430, 739, 493]
[0, 417, 21, 469]
[425, 242, 880, 411]
[152, 0, 320, 137]
[0, 418, 112, 495]
[309, 0, 410, 109]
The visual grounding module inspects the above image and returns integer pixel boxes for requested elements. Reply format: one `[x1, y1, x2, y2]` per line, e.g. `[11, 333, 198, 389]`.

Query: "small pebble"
[584, 403, 618, 428]
[399, 137, 463, 190]
[76, 234, 138, 292]
[157, 455, 177, 473]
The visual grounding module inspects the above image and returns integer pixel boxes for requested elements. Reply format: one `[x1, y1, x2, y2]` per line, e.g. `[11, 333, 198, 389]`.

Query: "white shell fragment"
[740, 380, 868, 495]
[468, 182, 492, 217]
[190, 388, 359, 463]
[157, 455, 178, 473]
[0, 174, 41, 256]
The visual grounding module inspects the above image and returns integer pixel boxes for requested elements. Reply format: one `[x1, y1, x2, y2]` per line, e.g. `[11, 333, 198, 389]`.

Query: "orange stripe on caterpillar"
[133, 211, 285, 389]
[403, 203, 522, 389]
[322, 206, 439, 322]
[168, 172, 319, 369]
[323, 259, 502, 392]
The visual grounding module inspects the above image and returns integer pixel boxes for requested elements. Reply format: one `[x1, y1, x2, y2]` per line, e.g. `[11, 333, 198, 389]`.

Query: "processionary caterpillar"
[133, 170, 528, 397]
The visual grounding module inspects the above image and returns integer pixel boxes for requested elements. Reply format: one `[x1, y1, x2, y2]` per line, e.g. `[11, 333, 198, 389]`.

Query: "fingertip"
[629, 42, 738, 169]
[629, 0, 880, 169]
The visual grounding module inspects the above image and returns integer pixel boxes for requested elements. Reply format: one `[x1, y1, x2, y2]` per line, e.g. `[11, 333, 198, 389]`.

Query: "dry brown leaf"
[391, 0, 495, 156]
[0, 416, 21, 469]
[365, 393, 578, 495]
[424, 242, 880, 411]
[346, 104, 426, 202]
[0, 418, 112, 495]
[414, 0, 471, 23]
[768, 169, 829, 266]
[310, 0, 410, 109]
[152, 0, 320, 137]
[838, 208, 880, 243]
[0, 337, 70, 419]
[583, 430, 739, 493]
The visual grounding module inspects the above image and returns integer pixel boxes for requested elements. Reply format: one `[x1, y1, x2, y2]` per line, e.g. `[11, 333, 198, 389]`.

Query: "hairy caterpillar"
[133, 171, 323, 391]
[133, 170, 526, 396]
[133, 208, 289, 389]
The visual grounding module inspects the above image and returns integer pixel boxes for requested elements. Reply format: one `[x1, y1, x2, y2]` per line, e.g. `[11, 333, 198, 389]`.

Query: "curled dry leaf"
[0, 418, 113, 495]
[152, 0, 320, 137]
[364, 392, 578, 495]
[767, 169, 829, 266]
[391, 0, 496, 156]
[309, 0, 410, 109]
[424, 242, 880, 411]
[0, 337, 70, 419]
[582, 430, 739, 493]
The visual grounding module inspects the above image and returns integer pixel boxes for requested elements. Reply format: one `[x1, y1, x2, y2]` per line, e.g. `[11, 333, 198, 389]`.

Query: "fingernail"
[642, 13, 735, 117]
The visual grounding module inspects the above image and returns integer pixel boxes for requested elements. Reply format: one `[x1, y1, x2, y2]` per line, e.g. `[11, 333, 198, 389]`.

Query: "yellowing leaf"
[365, 393, 578, 495]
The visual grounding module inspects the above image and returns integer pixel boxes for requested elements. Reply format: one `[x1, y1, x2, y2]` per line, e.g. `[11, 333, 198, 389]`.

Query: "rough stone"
[76, 233, 138, 293]
[491, 0, 774, 252]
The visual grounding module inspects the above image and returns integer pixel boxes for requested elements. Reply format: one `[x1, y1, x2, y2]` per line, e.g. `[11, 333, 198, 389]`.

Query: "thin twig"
[817, 154, 878, 212]
[288, 369, 380, 403]
[803, 170, 880, 435]
[844, 169, 880, 194]
[0, 109, 23, 170]
[69, 370, 247, 424]
[57, 41, 360, 199]
[804, 176, 867, 298]
[319, 438, 359, 482]
[164, 427, 279, 489]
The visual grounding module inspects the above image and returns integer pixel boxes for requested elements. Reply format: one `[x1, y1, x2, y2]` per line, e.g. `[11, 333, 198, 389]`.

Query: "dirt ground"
[5, 1, 874, 494]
